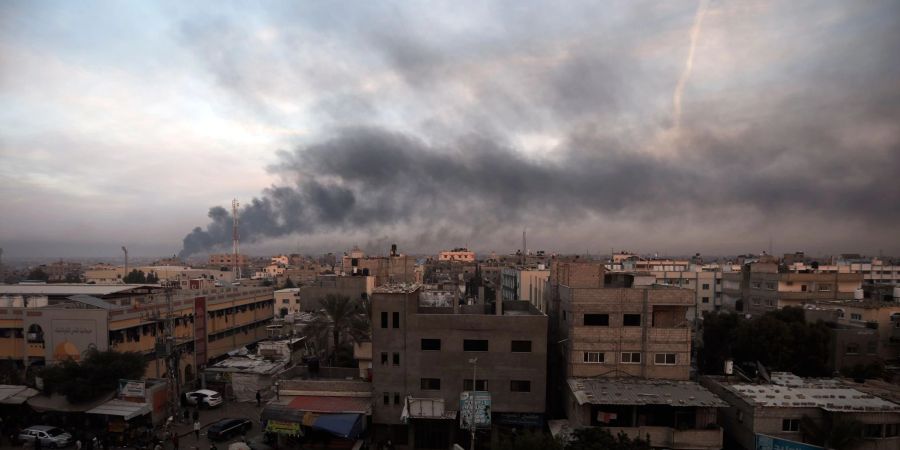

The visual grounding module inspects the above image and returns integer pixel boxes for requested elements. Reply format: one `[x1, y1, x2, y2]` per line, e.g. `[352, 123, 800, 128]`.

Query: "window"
[282, 299, 289, 304]
[392, 312, 400, 329]
[510, 380, 531, 392]
[702, 297, 709, 304]
[800, 284, 807, 292]
[765, 282, 776, 290]
[862, 424, 883, 438]
[782, 419, 800, 432]
[381, 352, 388, 365]
[851, 313, 863, 321]
[393, 352, 400, 366]
[394, 393, 401, 405]
[583, 314, 609, 326]
[583, 352, 604, 363]
[463, 339, 489, 352]
[511, 340, 532, 352]
[702, 283, 710, 290]
[463, 379, 489, 391]
[818, 284, 831, 292]
[623, 314, 641, 326]
[421, 339, 441, 351]
[654, 353, 676, 365]
[886, 423, 899, 437]
[420, 378, 441, 390]
[381, 312, 388, 328]
[621, 352, 641, 364]
[846, 344, 860, 355]
[383, 392, 389, 405]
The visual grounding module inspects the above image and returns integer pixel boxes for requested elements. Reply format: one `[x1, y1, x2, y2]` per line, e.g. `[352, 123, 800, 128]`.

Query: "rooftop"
[0, 284, 157, 297]
[719, 372, 900, 412]
[373, 283, 421, 294]
[568, 378, 728, 408]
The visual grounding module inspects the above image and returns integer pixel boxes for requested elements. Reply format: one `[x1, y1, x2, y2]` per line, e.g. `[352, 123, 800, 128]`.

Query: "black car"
[207, 418, 253, 441]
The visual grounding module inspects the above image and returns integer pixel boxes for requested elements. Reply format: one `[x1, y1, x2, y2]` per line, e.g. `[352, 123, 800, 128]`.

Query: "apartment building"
[811, 300, 900, 361]
[499, 266, 549, 311]
[0, 284, 274, 381]
[208, 253, 248, 267]
[370, 285, 547, 449]
[702, 372, 900, 450]
[789, 260, 900, 286]
[546, 259, 726, 449]
[725, 262, 862, 316]
[341, 246, 417, 285]
[438, 248, 476, 263]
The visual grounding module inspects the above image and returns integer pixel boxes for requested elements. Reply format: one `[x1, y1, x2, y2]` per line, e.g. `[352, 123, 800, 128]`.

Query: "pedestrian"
[172, 432, 179, 450]
[75, 439, 82, 450]
[256, 390, 262, 407]
[193, 408, 199, 422]
[34, 435, 42, 450]
[193, 420, 201, 439]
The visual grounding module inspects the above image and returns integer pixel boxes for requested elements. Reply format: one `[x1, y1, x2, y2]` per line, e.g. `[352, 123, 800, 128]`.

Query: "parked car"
[183, 389, 223, 408]
[206, 418, 253, 441]
[17, 425, 73, 448]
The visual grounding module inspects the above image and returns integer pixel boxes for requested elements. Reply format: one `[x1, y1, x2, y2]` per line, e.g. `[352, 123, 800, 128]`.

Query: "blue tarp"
[312, 413, 363, 439]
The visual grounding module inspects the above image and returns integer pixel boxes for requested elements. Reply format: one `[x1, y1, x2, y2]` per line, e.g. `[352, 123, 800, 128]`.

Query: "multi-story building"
[0, 284, 274, 382]
[702, 372, 900, 450]
[789, 259, 900, 286]
[208, 253, 248, 267]
[438, 248, 476, 263]
[499, 266, 549, 311]
[811, 299, 900, 361]
[341, 246, 417, 285]
[726, 262, 862, 316]
[546, 259, 726, 449]
[370, 285, 547, 449]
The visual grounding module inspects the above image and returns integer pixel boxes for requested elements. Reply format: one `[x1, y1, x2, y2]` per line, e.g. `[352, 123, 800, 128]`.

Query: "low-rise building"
[702, 372, 900, 450]
[438, 248, 476, 263]
[499, 266, 549, 311]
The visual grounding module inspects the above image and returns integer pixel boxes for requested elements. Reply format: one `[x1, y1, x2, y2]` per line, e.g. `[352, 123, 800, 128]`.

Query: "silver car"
[18, 425, 73, 448]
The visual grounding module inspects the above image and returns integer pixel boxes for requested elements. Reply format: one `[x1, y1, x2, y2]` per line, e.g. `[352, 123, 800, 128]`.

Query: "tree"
[39, 349, 147, 403]
[304, 295, 370, 366]
[282, 277, 296, 289]
[145, 271, 159, 283]
[123, 269, 146, 283]
[566, 427, 651, 450]
[27, 267, 49, 281]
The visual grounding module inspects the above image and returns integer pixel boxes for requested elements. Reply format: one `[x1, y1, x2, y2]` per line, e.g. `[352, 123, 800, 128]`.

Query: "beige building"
[546, 259, 726, 449]
[208, 253, 248, 267]
[370, 285, 547, 449]
[724, 262, 862, 316]
[702, 372, 900, 450]
[438, 248, 476, 263]
[342, 247, 417, 285]
[500, 266, 549, 311]
[812, 299, 900, 361]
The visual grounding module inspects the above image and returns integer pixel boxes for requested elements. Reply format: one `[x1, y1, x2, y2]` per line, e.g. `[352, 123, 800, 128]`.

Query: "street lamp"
[469, 357, 477, 450]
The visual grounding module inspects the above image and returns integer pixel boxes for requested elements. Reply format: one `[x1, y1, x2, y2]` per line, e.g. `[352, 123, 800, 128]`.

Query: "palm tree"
[304, 294, 370, 365]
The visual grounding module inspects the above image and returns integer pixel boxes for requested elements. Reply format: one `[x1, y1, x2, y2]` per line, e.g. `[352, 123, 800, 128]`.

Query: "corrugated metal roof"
[0, 385, 39, 404]
[68, 295, 118, 310]
[568, 378, 728, 407]
[727, 384, 900, 411]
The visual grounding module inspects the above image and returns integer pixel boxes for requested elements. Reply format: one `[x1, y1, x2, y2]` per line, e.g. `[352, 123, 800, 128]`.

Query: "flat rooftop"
[719, 372, 900, 412]
[568, 378, 728, 408]
[0, 284, 157, 297]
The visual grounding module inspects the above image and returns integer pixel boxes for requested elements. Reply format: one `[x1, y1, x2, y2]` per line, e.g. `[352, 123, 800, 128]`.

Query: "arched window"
[27, 324, 44, 343]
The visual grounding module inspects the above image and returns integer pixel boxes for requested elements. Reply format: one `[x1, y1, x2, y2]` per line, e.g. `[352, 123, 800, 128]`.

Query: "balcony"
[602, 426, 722, 450]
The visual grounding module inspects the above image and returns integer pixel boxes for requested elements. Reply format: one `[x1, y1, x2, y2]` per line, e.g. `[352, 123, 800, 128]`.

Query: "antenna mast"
[232, 199, 241, 280]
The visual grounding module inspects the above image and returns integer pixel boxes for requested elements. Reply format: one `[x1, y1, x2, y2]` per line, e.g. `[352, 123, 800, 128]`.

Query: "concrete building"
[811, 300, 900, 361]
[805, 307, 883, 374]
[370, 285, 547, 449]
[0, 284, 274, 382]
[275, 288, 302, 317]
[438, 248, 476, 263]
[702, 372, 900, 450]
[546, 259, 726, 449]
[726, 262, 862, 316]
[208, 253, 248, 267]
[296, 275, 375, 312]
[500, 266, 549, 311]
[342, 246, 417, 285]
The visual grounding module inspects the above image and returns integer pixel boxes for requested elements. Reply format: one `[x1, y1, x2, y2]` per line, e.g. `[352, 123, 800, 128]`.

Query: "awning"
[0, 385, 39, 405]
[27, 392, 115, 413]
[310, 413, 363, 439]
[87, 399, 152, 420]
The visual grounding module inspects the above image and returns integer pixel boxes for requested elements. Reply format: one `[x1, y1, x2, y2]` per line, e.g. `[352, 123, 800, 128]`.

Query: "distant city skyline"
[2, 1, 899, 258]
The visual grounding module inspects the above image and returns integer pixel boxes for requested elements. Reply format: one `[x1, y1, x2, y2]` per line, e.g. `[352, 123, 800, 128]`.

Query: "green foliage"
[496, 430, 564, 450]
[145, 271, 159, 283]
[566, 427, 651, 450]
[27, 268, 49, 281]
[39, 349, 147, 403]
[700, 307, 832, 377]
[282, 277, 296, 289]
[261, 279, 274, 287]
[304, 295, 370, 366]
[123, 269, 147, 283]
[63, 273, 82, 283]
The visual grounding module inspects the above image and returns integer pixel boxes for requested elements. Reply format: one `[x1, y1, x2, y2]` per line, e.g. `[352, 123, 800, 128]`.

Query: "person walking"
[193, 420, 201, 440]
[172, 432, 180, 450]
[256, 390, 262, 407]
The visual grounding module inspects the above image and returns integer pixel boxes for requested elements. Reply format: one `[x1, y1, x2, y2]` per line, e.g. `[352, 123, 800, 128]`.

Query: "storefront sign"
[459, 391, 491, 429]
[494, 413, 543, 427]
[266, 420, 301, 435]
[118, 379, 145, 398]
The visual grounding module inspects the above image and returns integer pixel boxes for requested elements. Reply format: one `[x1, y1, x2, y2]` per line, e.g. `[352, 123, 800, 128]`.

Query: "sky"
[1, 0, 898, 259]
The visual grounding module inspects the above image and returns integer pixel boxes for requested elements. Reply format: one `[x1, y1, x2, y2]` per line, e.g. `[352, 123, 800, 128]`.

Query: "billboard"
[194, 296, 207, 367]
[459, 391, 491, 429]
[756, 434, 824, 450]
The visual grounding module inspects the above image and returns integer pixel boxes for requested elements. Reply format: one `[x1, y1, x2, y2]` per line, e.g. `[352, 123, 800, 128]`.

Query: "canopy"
[0, 385, 39, 405]
[87, 399, 152, 420]
[309, 413, 363, 439]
